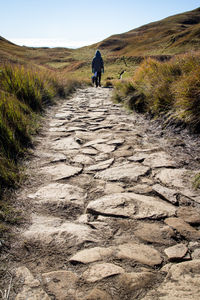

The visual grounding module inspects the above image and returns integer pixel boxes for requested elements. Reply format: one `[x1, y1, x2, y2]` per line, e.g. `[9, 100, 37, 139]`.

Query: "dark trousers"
[95, 71, 101, 87]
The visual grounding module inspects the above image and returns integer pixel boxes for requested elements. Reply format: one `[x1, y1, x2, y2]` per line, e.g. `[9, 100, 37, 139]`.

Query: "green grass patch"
[193, 173, 200, 189]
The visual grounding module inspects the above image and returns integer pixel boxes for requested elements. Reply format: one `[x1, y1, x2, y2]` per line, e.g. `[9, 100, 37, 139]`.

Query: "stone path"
[12, 87, 200, 299]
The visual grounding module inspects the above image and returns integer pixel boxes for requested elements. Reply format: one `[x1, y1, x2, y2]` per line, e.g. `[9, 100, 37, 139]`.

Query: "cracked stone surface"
[12, 87, 200, 300]
[83, 263, 125, 283]
[164, 243, 188, 261]
[95, 164, 150, 182]
[87, 193, 176, 219]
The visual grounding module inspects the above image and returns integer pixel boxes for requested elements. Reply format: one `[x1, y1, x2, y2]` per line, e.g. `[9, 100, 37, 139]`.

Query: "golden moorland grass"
[113, 52, 200, 132]
[0, 63, 81, 230]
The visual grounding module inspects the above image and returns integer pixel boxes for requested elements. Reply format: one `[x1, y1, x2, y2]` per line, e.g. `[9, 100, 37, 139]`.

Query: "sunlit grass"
[113, 52, 200, 132]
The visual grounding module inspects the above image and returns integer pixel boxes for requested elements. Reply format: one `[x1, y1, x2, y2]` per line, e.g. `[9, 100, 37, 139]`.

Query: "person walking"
[92, 50, 104, 87]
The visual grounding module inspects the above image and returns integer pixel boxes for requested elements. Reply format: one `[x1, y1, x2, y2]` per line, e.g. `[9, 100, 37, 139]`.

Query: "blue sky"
[1, 0, 200, 48]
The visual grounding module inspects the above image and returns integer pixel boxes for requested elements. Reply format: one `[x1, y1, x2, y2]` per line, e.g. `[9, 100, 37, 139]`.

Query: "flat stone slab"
[93, 143, 116, 153]
[164, 244, 188, 261]
[128, 153, 148, 162]
[69, 247, 114, 264]
[49, 120, 67, 127]
[117, 270, 156, 293]
[23, 214, 99, 246]
[134, 222, 176, 245]
[142, 260, 200, 300]
[40, 163, 82, 181]
[66, 126, 87, 132]
[28, 183, 86, 205]
[90, 125, 113, 131]
[51, 137, 81, 151]
[85, 158, 114, 172]
[155, 168, 197, 189]
[54, 112, 73, 120]
[84, 138, 108, 147]
[83, 288, 112, 300]
[107, 139, 124, 146]
[83, 263, 125, 283]
[15, 267, 50, 300]
[113, 149, 133, 158]
[49, 127, 67, 132]
[152, 184, 178, 204]
[81, 148, 98, 155]
[50, 153, 66, 163]
[165, 217, 200, 240]
[104, 182, 124, 194]
[42, 271, 78, 300]
[116, 243, 162, 266]
[87, 193, 136, 218]
[87, 193, 176, 219]
[144, 151, 176, 168]
[72, 154, 94, 165]
[95, 164, 150, 182]
[177, 206, 200, 224]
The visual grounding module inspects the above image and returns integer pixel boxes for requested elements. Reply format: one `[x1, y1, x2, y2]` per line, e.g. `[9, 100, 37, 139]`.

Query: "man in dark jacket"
[92, 50, 104, 87]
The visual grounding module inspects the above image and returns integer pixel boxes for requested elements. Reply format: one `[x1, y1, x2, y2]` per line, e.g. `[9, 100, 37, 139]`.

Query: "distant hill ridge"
[0, 7, 200, 66]
[92, 7, 200, 55]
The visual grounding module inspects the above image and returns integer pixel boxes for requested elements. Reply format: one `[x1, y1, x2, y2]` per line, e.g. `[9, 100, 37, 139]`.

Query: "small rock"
[164, 244, 188, 261]
[116, 243, 162, 266]
[83, 263, 124, 283]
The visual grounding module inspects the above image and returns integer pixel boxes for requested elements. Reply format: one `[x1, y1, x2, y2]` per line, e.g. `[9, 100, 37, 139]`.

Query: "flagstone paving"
[11, 87, 200, 299]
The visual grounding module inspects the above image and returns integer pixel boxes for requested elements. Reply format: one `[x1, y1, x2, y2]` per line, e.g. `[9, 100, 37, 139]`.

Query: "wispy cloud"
[10, 38, 96, 48]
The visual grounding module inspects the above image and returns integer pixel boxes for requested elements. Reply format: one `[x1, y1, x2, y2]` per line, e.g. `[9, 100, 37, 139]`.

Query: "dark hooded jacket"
[92, 50, 104, 73]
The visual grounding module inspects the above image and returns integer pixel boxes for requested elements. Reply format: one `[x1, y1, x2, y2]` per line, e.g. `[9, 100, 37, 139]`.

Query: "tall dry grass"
[113, 52, 200, 132]
[0, 64, 80, 195]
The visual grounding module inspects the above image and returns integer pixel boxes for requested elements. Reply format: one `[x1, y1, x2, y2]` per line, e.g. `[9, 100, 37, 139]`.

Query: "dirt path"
[7, 87, 200, 299]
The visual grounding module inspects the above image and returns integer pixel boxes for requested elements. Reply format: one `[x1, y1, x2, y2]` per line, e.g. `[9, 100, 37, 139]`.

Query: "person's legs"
[97, 72, 101, 87]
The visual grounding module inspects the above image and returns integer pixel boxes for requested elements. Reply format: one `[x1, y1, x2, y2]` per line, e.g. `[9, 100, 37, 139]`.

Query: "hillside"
[1, 7, 200, 82]
[93, 7, 200, 56]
